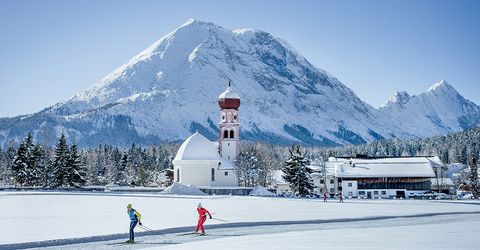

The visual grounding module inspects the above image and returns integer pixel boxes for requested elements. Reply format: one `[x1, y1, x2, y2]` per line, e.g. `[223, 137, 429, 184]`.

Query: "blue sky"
[0, 0, 479, 117]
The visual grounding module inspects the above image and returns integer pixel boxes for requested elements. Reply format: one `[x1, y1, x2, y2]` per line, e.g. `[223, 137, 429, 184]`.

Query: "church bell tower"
[218, 81, 240, 162]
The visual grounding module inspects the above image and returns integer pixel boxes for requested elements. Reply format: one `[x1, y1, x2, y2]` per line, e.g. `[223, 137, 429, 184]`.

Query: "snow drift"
[249, 186, 276, 197]
[161, 182, 206, 195]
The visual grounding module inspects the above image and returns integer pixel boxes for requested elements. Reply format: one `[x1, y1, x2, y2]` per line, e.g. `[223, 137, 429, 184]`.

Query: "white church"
[172, 83, 240, 187]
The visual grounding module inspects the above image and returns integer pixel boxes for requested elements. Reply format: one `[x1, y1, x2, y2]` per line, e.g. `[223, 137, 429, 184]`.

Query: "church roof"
[174, 132, 222, 161]
[218, 86, 240, 99]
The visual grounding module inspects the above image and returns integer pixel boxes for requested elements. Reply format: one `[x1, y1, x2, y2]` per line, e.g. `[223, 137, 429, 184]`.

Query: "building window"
[382, 191, 387, 195]
[348, 182, 352, 187]
[228, 143, 230, 146]
[211, 168, 215, 181]
[230, 130, 234, 138]
[228, 156, 230, 160]
[359, 191, 365, 195]
[374, 191, 379, 195]
[330, 179, 334, 184]
[320, 179, 324, 184]
[224, 171, 228, 176]
[176, 169, 180, 182]
[223, 130, 228, 139]
[329, 188, 334, 193]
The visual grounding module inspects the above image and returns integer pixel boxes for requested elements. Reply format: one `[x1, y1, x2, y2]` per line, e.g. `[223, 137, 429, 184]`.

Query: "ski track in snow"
[2, 211, 480, 250]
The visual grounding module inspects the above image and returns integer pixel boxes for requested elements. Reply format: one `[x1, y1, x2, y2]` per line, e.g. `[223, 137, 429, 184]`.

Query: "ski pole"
[211, 217, 230, 223]
[138, 224, 154, 231]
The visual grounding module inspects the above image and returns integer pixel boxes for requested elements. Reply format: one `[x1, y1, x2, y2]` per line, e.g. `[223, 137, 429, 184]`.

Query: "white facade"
[173, 132, 238, 187]
[172, 84, 241, 187]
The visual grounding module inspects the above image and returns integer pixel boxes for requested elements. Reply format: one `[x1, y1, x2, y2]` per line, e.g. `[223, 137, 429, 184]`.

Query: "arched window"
[233, 114, 237, 121]
[230, 130, 234, 139]
[223, 130, 228, 139]
[176, 169, 180, 182]
[211, 168, 215, 182]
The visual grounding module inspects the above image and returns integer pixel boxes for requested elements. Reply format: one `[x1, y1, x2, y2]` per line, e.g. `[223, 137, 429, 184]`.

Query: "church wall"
[174, 161, 218, 187]
[174, 161, 238, 187]
[214, 168, 238, 187]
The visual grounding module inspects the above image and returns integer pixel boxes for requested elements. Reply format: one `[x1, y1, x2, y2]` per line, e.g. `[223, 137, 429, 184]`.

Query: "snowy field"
[1, 191, 480, 249]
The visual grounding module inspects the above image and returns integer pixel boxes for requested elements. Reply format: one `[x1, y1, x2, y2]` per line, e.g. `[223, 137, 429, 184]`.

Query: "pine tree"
[114, 152, 128, 186]
[51, 133, 70, 187]
[12, 142, 28, 187]
[67, 142, 86, 187]
[23, 133, 37, 186]
[30, 144, 49, 187]
[469, 145, 479, 198]
[0, 148, 5, 185]
[282, 145, 314, 196]
[4, 146, 16, 186]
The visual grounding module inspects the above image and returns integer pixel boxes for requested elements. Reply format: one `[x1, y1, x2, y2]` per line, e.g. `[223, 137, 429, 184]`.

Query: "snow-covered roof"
[173, 132, 222, 161]
[218, 86, 240, 99]
[309, 163, 335, 176]
[331, 157, 437, 178]
[173, 132, 235, 170]
[427, 156, 444, 168]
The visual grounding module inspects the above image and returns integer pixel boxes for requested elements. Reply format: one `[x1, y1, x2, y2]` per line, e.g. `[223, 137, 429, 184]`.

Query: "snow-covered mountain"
[0, 19, 478, 148]
[379, 80, 480, 137]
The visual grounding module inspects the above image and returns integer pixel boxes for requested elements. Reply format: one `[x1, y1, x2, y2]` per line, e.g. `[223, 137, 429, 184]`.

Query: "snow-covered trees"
[469, 145, 479, 198]
[0, 146, 15, 186]
[236, 143, 280, 187]
[66, 142, 86, 187]
[51, 133, 70, 187]
[3, 133, 180, 188]
[3, 126, 480, 189]
[114, 152, 129, 186]
[11, 133, 47, 187]
[282, 145, 314, 196]
[308, 127, 480, 168]
[236, 144, 261, 187]
[30, 144, 50, 187]
[11, 141, 29, 187]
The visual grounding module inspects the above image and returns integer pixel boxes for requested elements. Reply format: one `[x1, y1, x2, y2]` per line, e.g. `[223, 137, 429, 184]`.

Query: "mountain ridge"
[1, 19, 479, 148]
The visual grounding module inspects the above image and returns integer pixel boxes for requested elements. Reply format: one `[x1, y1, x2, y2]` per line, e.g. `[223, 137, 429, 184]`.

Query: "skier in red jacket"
[195, 203, 212, 235]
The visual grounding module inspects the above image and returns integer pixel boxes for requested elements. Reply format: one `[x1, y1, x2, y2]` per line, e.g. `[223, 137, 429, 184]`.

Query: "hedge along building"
[172, 82, 240, 187]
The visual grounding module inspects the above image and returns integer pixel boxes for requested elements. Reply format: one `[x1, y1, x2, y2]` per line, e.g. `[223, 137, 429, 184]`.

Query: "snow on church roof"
[173, 132, 235, 169]
[174, 132, 222, 161]
[218, 87, 240, 99]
